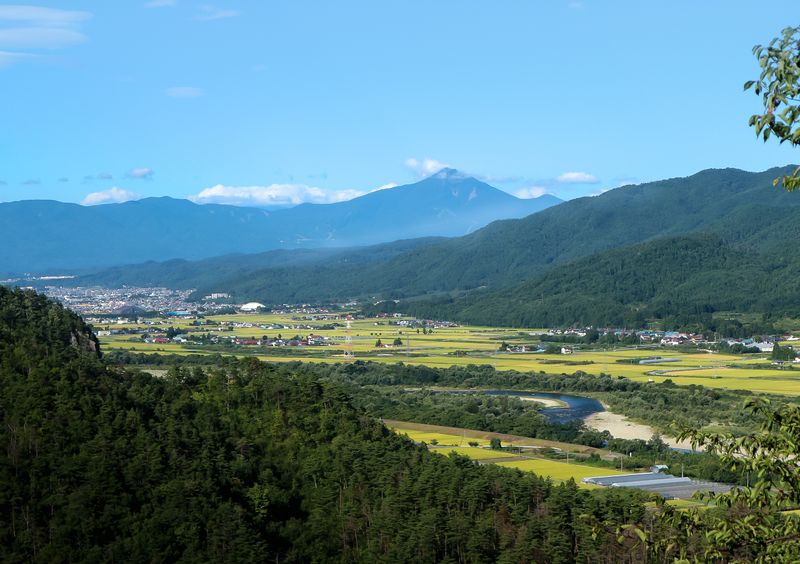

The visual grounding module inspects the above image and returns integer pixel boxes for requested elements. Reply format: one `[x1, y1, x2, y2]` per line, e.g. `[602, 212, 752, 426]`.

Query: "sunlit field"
[495, 459, 625, 483]
[96, 312, 800, 396]
[387, 421, 611, 456]
[430, 446, 518, 459]
[389, 422, 622, 486]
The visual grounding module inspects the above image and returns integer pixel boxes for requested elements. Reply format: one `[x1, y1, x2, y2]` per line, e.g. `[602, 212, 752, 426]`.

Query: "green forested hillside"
[1, 287, 655, 562]
[80, 166, 800, 314]
[398, 234, 800, 329]
[77, 237, 442, 292]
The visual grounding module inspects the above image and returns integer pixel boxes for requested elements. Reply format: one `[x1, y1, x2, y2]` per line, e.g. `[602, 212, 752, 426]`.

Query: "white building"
[240, 302, 266, 312]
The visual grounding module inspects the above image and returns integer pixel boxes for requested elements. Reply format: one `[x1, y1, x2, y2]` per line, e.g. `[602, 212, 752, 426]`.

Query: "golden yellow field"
[97, 312, 800, 396]
[389, 421, 622, 485]
[390, 428, 491, 447]
[387, 421, 611, 456]
[495, 459, 624, 482]
[430, 446, 518, 459]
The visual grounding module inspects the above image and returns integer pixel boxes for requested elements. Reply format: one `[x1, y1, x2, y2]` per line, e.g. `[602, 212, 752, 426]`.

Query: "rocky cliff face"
[69, 329, 100, 357]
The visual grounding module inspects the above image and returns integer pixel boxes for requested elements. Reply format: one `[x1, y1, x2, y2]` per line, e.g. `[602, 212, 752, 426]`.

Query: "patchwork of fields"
[98, 312, 800, 396]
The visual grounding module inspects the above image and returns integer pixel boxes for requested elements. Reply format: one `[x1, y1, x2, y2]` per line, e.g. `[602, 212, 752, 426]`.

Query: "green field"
[390, 421, 623, 485]
[97, 312, 800, 396]
[430, 446, 518, 459]
[386, 421, 610, 456]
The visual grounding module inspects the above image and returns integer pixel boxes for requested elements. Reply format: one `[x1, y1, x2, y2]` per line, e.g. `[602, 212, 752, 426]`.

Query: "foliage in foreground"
[647, 400, 800, 562]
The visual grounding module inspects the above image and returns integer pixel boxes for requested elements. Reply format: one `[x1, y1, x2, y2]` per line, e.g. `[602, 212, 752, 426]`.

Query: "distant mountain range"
[0, 169, 560, 274]
[77, 165, 800, 330]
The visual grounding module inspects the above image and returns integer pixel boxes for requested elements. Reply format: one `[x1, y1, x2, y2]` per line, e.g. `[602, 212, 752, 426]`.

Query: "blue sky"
[1, 1, 798, 206]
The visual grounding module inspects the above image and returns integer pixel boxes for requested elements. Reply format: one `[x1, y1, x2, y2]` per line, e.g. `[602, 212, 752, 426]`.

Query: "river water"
[449, 389, 605, 424]
[483, 390, 604, 423]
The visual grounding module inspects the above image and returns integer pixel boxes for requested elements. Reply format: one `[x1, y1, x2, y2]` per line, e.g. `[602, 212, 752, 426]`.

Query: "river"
[480, 390, 603, 423]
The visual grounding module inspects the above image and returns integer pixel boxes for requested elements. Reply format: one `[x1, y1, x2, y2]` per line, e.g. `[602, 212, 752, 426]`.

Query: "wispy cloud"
[0, 180, 7, 186]
[478, 173, 523, 184]
[196, 5, 240, 21]
[189, 183, 368, 207]
[127, 167, 154, 180]
[515, 186, 548, 199]
[82, 187, 141, 205]
[166, 86, 204, 98]
[557, 171, 599, 184]
[405, 157, 450, 178]
[97, 171, 112, 180]
[57, 177, 69, 183]
[0, 26, 85, 49]
[145, 0, 176, 7]
[0, 50, 35, 67]
[0, 6, 91, 68]
[22, 179, 40, 185]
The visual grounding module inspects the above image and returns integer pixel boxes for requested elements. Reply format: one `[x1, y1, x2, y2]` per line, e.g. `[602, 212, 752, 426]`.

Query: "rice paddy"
[98, 312, 800, 397]
[431, 446, 518, 459]
[389, 421, 623, 486]
[494, 459, 625, 482]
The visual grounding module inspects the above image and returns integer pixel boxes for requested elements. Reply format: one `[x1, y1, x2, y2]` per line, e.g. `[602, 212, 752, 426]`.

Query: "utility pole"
[344, 316, 354, 361]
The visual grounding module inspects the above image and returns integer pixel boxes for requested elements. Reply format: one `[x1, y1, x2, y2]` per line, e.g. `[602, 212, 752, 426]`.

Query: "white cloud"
[557, 171, 599, 184]
[82, 187, 141, 205]
[515, 186, 548, 199]
[166, 86, 204, 98]
[404, 157, 450, 178]
[0, 26, 86, 49]
[375, 182, 398, 191]
[127, 167, 154, 179]
[0, 6, 91, 27]
[196, 5, 240, 21]
[189, 184, 368, 207]
[145, 0, 176, 7]
[0, 6, 90, 68]
[0, 50, 35, 67]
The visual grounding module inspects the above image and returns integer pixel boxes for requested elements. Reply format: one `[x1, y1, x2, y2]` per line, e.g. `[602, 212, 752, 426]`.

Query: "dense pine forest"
[1, 286, 657, 562]
[392, 234, 800, 331]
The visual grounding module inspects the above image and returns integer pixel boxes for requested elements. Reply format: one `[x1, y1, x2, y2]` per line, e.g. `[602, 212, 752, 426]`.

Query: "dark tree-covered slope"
[397, 234, 800, 328]
[0, 287, 652, 562]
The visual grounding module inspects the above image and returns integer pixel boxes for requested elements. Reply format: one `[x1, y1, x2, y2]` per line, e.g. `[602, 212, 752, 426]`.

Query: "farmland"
[97, 312, 800, 396]
[389, 421, 624, 486]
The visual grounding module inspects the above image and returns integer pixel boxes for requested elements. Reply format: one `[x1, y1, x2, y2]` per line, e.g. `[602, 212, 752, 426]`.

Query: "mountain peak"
[431, 167, 469, 180]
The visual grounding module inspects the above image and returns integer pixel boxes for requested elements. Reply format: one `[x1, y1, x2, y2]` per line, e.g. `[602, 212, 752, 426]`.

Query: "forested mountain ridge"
[76, 237, 443, 292]
[396, 234, 800, 328]
[1, 287, 657, 562]
[79, 165, 800, 312]
[0, 170, 558, 274]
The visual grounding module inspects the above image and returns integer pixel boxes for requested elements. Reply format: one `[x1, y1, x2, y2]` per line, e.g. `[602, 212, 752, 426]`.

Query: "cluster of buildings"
[39, 286, 227, 315]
